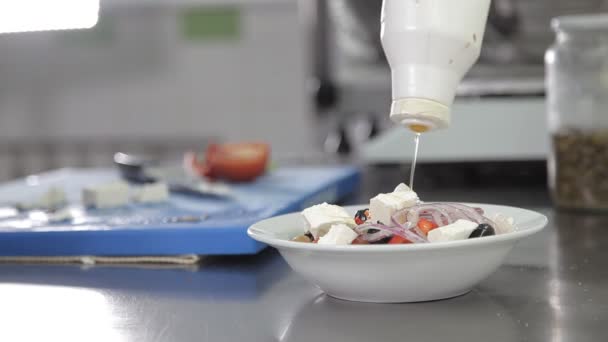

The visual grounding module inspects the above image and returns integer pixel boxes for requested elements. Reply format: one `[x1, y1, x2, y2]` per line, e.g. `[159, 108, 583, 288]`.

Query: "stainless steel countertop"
[0, 176, 606, 341]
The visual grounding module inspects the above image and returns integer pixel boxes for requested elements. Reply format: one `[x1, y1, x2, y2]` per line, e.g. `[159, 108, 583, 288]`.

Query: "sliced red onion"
[396, 202, 495, 227]
[411, 226, 428, 240]
[443, 203, 495, 226]
[438, 203, 479, 222]
[354, 223, 386, 234]
[361, 229, 393, 243]
[352, 202, 493, 245]
[429, 210, 445, 226]
[405, 204, 454, 226]
[355, 222, 426, 244]
[390, 216, 427, 243]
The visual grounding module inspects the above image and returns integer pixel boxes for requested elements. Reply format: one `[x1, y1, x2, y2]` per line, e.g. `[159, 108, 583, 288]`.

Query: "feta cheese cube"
[37, 187, 67, 210]
[317, 224, 358, 245]
[133, 182, 169, 203]
[82, 181, 130, 209]
[47, 208, 74, 223]
[301, 203, 355, 238]
[369, 186, 418, 225]
[492, 213, 515, 234]
[394, 183, 412, 192]
[18, 187, 67, 211]
[427, 219, 479, 242]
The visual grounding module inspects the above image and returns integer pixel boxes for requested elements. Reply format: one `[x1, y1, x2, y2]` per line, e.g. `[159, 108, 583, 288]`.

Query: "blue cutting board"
[0, 167, 360, 256]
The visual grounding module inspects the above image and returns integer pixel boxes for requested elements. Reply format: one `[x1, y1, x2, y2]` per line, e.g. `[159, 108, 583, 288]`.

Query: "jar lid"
[552, 13, 608, 33]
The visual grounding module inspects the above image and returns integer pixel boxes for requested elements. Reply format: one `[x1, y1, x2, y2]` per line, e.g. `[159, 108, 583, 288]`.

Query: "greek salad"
[292, 183, 516, 245]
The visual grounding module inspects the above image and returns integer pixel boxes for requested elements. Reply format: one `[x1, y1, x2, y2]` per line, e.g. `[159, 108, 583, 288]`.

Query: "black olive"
[371, 236, 392, 244]
[304, 231, 314, 240]
[355, 208, 370, 224]
[469, 224, 496, 238]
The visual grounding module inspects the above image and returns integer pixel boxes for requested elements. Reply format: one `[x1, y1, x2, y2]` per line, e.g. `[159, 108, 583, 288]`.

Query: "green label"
[180, 7, 240, 41]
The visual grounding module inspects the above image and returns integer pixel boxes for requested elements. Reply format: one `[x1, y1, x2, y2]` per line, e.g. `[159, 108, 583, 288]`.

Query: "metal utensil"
[113, 152, 158, 183]
[113, 152, 232, 198]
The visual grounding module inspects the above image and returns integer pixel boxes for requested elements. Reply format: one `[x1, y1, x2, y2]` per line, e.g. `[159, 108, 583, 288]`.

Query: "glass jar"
[546, 14, 608, 210]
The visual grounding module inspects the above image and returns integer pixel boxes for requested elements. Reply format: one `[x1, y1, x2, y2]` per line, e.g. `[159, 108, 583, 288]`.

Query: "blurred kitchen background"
[1, 0, 607, 187]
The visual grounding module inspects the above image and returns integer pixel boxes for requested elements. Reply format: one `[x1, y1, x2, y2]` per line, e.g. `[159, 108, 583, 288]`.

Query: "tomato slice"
[417, 218, 439, 236]
[186, 142, 270, 182]
[351, 236, 369, 245]
[388, 235, 411, 244]
[184, 151, 212, 178]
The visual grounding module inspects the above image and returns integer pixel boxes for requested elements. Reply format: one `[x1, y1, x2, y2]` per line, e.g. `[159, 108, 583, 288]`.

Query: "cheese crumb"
[492, 213, 516, 234]
[317, 224, 358, 245]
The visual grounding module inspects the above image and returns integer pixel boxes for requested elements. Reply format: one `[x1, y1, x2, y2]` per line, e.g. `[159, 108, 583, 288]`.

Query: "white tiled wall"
[0, 0, 315, 180]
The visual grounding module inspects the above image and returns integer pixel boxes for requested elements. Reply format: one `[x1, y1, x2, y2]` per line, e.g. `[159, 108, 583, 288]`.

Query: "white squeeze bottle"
[381, 0, 491, 133]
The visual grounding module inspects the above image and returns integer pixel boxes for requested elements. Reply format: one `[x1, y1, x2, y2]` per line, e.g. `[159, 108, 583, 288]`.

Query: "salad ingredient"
[47, 208, 74, 223]
[371, 236, 393, 244]
[390, 212, 428, 242]
[301, 202, 356, 239]
[18, 187, 67, 211]
[351, 236, 369, 244]
[388, 235, 411, 244]
[468, 224, 496, 238]
[292, 234, 313, 243]
[297, 183, 518, 246]
[317, 224, 358, 245]
[82, 181, 130, 209]
[132, 182, 169, 203]
[354, 208, 370, 225]
[417, 218, 438, 236]
[369, 183, 418, 225]
[427, 219, 478, 243]
[360, 229, 393, 243]
[405, 203, 493, 227]
[444, 203, 493, 225]
[355, 222, 426, 244]
[491, 213, 515, 234]
[394, 183, 412, 192]
[186, 142, 270, 182]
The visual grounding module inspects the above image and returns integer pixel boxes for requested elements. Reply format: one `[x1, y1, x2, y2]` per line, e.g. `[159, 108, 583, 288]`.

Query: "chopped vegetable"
[388, 235, 411, 244]
[354, 208, 370, 225]
[185, 142, 270, 182]
[317, 224, 358, 245]
[417, 218, 438, 236]
[355, 222, 426, 244]
[297, 183, 517, 246]
[371, 236, 392, 244]
[351, 236, 369, 244]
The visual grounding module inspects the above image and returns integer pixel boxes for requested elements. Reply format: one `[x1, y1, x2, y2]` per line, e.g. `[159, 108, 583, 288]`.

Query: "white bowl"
[248, 203, 547, 303]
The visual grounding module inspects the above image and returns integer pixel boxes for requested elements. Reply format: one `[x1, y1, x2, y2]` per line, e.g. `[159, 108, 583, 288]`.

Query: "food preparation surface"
[0, 166, 360, 256]
[0, 182, 605, 341]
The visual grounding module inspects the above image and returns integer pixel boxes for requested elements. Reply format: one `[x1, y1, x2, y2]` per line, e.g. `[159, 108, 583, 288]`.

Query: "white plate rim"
[248, 203, 548, 252]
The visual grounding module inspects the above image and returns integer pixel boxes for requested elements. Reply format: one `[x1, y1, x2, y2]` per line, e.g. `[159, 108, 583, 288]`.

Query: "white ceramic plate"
[248, 203, 548, 303]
